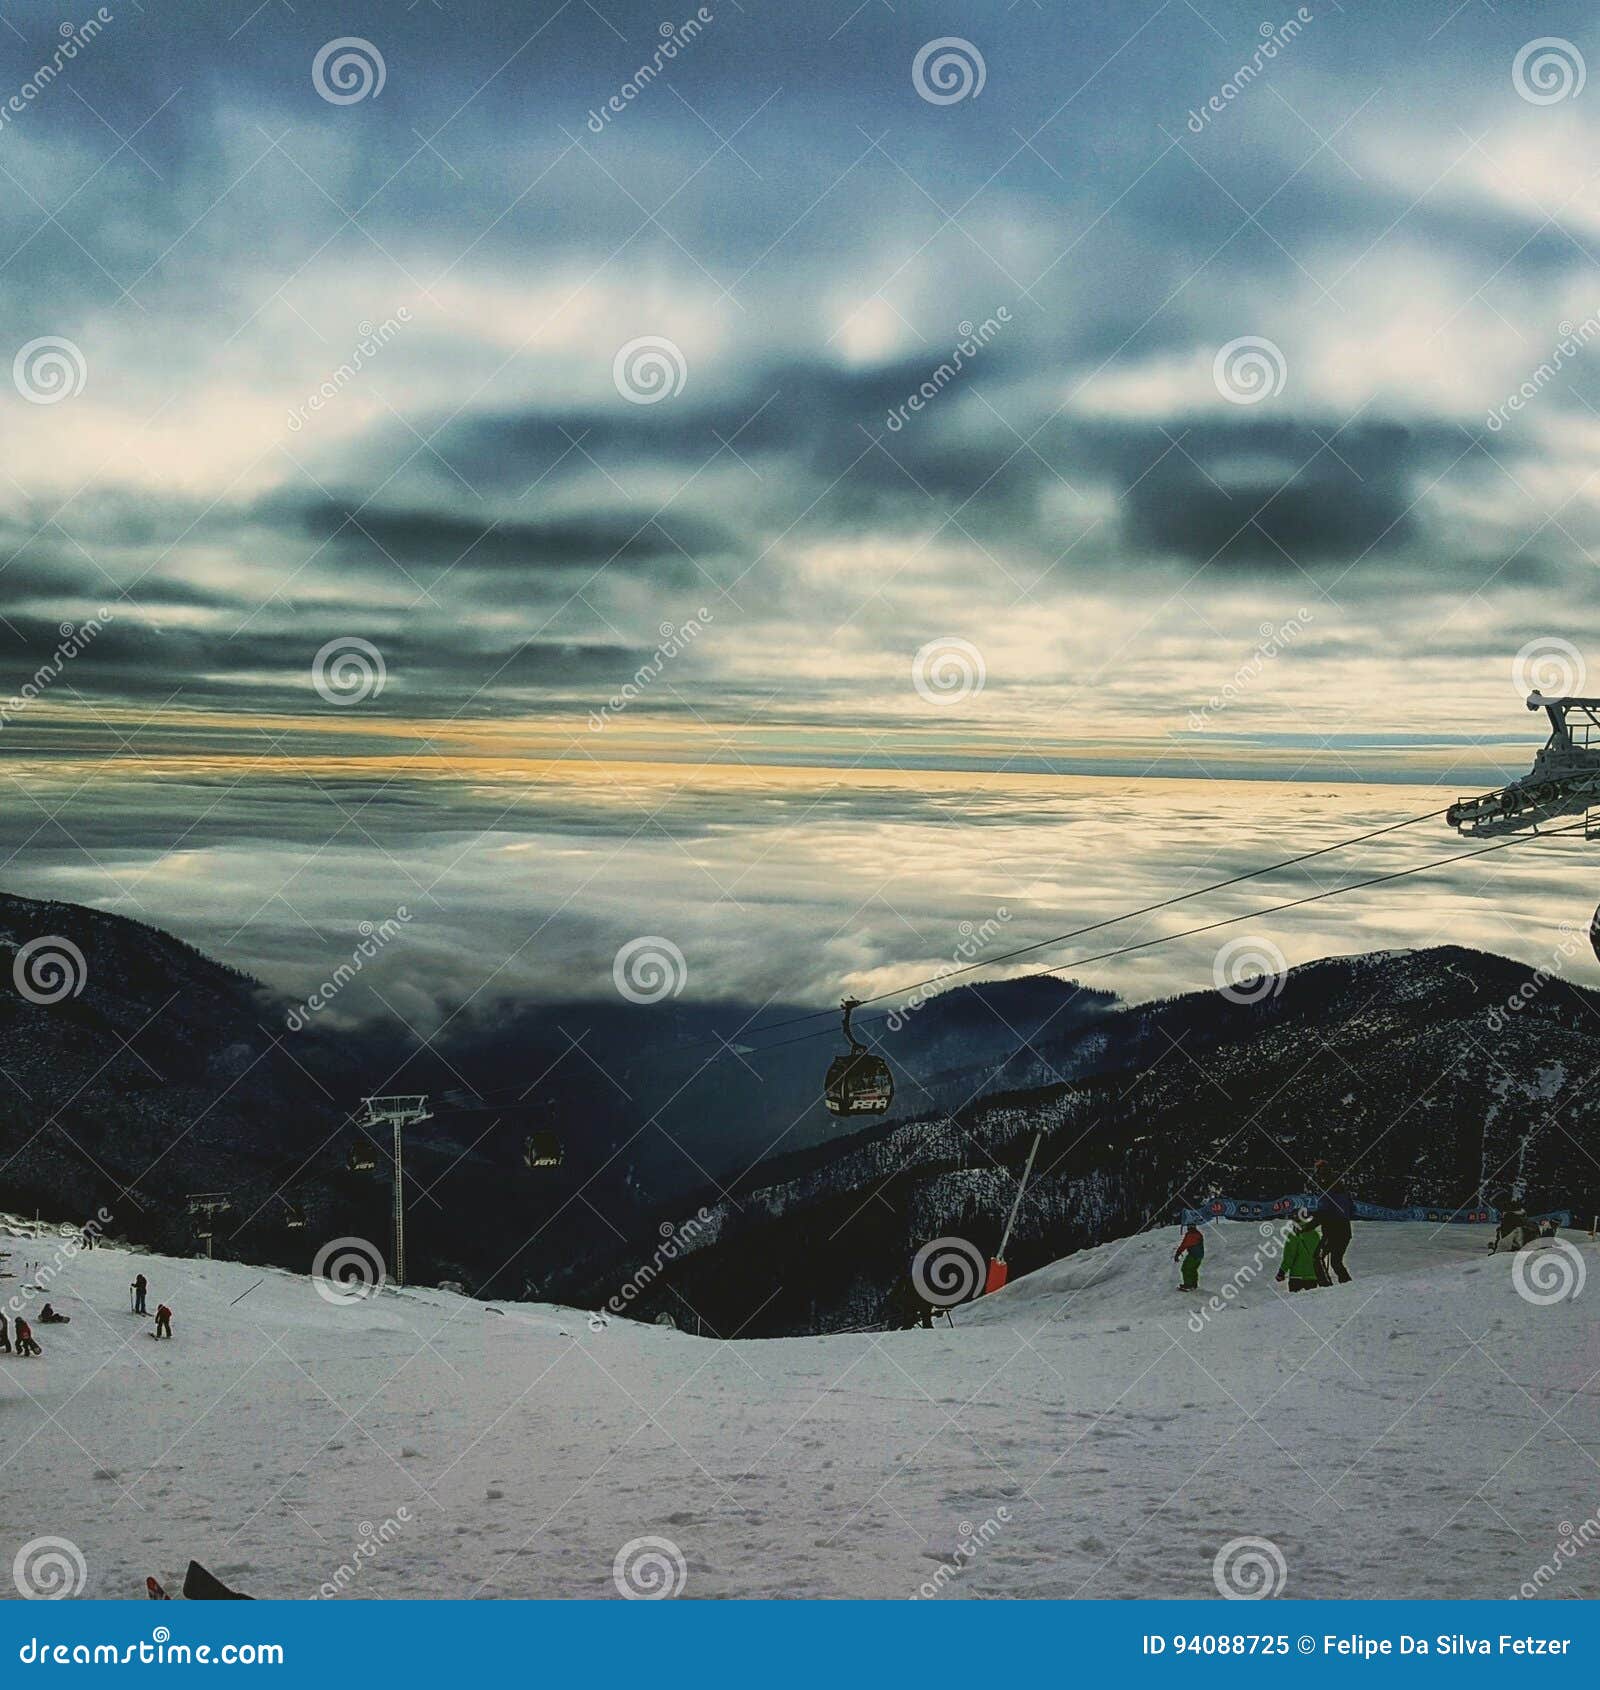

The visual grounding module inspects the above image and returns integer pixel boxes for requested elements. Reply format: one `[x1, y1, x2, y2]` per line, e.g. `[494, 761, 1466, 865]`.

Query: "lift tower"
[352, 1095, 431, 1286]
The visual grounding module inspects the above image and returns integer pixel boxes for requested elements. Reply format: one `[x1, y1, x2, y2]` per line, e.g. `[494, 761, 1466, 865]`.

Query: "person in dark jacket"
[1488, 1194, 1537, 1253]
[1313, 1160, 1355, 1284]
[1277, 1217, 1322, 1293]
[132, 1273, 148, 1315]
[1173, 1222, 1204, 1290]
[885, 1274, 935, 1330]
[37, 1304, 69, 1324]
[153, 1304, 173, 1340]
[0, 1311, 10, 1353]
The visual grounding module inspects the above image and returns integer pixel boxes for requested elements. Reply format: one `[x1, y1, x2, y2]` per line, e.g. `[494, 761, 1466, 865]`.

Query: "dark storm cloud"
[279, 498, 734, 579]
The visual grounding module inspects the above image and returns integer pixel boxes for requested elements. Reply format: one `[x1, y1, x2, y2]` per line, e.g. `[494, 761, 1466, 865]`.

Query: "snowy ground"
[1, 1218, 1595, 1600]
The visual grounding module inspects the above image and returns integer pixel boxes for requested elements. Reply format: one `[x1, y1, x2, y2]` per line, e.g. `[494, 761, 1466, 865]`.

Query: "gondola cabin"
[823, 996, 894, 1116]
[523, 1131, 565, 1169]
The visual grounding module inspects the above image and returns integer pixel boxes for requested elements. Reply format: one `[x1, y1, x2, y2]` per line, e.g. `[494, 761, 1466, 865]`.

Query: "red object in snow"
[984, 1259, 1009, 1295]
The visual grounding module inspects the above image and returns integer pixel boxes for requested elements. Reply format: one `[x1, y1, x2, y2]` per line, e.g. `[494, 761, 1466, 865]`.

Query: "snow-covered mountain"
[0, 892, 1117, 1296]
[562, 947, 1600, 1336]
[2, 890, 1595, 1338]
[0, 1213, 1589, 1600]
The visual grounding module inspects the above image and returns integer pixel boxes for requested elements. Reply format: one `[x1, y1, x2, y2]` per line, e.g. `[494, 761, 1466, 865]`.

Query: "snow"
[0, 1217, 1594, 1600]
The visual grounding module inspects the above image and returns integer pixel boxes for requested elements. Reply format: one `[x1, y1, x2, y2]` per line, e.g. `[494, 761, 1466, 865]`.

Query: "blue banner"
[0, 1600, 1591, 1681]
[1181, 1196, 1573, 1227]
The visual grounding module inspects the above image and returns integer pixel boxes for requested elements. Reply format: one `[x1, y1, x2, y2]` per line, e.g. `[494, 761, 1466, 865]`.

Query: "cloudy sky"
[3, 0, 1599, 1024]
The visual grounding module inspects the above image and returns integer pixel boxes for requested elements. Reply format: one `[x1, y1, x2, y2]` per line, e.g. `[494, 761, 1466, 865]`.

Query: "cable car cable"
[717, 816, 1585, 1062]
[659, 800, 1458, 1061]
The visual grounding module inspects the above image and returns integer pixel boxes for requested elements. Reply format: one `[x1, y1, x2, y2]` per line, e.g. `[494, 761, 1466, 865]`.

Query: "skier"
[1173, 1221, 1205, 1291]
[0, 1311, 10, 1353]
[1313, 1161, 1355, 1284]
[132, 1273, 148, 1315]
[13, 1317, 41, 1356]
[1276, 1215, 1322, 1293]
[153, 1303, 173, 1340]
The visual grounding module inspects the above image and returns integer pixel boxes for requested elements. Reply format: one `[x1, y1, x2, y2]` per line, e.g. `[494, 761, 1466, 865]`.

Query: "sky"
[2, 0, 1600, 1024]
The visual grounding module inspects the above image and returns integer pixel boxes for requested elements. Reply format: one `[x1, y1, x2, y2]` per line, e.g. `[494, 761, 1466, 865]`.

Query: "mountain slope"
[564, 946, 1600, 1335]
[1, 1212, 1589, 1599]
[0, 894, 351, 1255]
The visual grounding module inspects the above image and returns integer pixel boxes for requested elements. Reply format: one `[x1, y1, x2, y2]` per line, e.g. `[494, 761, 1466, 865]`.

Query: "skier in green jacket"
[1276, 1217, 1322, 1293]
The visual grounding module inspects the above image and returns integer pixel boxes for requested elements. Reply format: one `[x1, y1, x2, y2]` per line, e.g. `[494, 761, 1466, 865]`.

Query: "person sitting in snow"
[37, 1303, 69, 1324]
[1173, 1222, 1205, 1291]
[1276, 1215, 1322, 1294]
[1489, 1195, 1537, 1253]
[153, 1304, 173, 1340]
[13, 1317, 41, 1356]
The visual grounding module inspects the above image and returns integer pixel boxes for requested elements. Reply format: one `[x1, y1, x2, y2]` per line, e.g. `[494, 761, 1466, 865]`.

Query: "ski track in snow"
[0, 1221, 1595, 1600]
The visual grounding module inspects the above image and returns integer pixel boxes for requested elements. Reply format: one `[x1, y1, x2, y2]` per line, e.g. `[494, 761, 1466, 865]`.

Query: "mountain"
[0, 893, 1119, 1293]
[6, 893, 1594, 1333]
[0, 894, 358, 1258]
[551, 946, 1600, 1336]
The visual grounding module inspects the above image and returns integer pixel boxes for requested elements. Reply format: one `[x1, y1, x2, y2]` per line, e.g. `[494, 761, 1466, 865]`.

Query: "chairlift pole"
[391, 1113, 404, 1286]
[357, 1095, 431, 1289]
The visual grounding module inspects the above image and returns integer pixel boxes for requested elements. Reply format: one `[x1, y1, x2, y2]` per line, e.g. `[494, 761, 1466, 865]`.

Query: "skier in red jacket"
[1174, 1223, 1205, 1291]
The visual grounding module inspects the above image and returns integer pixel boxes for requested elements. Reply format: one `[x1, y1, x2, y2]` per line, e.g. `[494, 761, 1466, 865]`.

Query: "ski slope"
[0, 1217, 1593, 1600]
